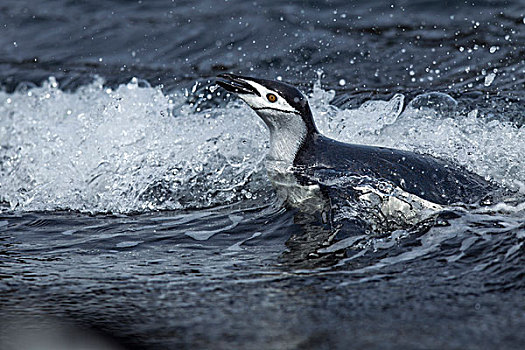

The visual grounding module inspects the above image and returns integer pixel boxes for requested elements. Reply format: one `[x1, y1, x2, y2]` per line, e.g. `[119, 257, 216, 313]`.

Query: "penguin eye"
[266, 93, 277, 103]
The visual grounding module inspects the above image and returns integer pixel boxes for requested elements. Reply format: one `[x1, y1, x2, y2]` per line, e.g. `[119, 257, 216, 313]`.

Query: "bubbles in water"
[406, 92, 458, 117]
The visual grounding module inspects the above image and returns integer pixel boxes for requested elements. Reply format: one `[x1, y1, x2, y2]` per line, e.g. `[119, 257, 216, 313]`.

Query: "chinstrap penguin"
[216, 73, 495, 233]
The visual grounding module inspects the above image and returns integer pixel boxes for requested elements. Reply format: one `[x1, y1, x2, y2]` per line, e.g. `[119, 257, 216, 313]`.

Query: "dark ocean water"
[1, 0, 525, 349]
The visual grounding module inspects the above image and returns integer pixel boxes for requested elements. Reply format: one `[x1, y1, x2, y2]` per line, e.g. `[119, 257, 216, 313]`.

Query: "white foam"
[0, 77, 271, 213]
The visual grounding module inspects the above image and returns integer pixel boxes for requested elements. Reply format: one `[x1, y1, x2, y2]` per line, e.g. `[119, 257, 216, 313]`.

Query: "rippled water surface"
[1, 1, 524, 349]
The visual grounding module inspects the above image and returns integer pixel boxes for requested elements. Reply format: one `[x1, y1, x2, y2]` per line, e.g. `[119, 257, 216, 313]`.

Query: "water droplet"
[489, 46, 498, 54]
[484, 73, 496, 86]
[49, 77, 58, 88]
[338, 79, 346, 86]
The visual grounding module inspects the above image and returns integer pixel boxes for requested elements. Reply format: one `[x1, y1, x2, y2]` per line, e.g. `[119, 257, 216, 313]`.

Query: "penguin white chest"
[266, 161, 328, 213]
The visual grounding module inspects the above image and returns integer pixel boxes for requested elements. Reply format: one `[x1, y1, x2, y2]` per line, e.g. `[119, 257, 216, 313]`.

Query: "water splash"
[0, 77, 272, 213]
[1, 76, 524, 213]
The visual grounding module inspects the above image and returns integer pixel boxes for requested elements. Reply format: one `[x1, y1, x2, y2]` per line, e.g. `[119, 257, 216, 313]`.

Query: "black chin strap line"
[253, 107, 301, 115]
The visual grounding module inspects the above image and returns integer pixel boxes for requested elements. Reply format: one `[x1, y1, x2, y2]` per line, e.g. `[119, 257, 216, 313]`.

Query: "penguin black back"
[295, 134, 493, 205]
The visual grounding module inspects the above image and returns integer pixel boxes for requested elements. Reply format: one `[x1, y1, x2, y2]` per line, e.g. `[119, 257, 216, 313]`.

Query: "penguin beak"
[216, 73, 260, 96]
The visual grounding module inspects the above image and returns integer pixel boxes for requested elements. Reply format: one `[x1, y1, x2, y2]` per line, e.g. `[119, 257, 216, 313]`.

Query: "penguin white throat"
[252, 100, 322, 212]
[257, 108, 307, 169]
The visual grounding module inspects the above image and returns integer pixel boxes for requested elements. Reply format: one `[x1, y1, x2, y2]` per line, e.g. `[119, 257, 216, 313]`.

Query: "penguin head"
[216, 73, 318, 135]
